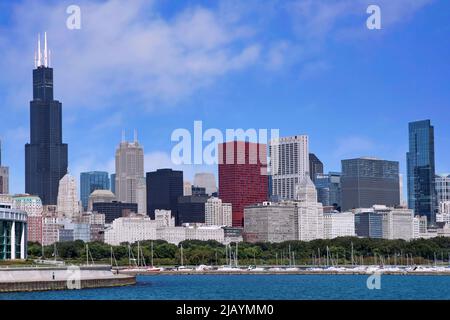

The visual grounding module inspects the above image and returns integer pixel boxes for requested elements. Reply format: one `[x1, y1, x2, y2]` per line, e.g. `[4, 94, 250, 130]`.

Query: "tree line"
[26, 236, 450, 266]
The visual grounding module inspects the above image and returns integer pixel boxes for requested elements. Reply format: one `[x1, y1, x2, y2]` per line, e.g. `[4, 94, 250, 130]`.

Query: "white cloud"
[0, 0, 262, 112]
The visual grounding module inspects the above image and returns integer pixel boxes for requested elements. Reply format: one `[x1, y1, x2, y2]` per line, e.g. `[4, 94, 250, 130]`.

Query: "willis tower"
[25, 33, 68, 205]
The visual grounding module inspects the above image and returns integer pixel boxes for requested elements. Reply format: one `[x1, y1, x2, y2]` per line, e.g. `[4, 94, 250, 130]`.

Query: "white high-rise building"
[436, 174, 450, 206]
[295, 175, 324, 241]
[56, 174, 81, 219]
[438, 202, 450, 215]
[193, 173, 217, 195]
[323, 212, 355, 239]
[380, 207, 414, 240]
[104, 215, 157, 246]
[205, 197, 232, 227]
[269, 135, 309, 200]
[136, 177, 147, 214]
[115, 131, 144, 204]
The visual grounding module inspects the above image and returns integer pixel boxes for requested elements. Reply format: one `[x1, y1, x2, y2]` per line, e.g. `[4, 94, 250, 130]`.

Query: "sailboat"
[122, 242, 160, 272]
[177, 244, 191, 271]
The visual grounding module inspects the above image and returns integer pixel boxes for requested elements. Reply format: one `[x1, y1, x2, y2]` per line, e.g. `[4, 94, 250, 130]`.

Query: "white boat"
[195, 264, 212, 271]
[285, 267, 300, 272]
[248, 265, 265, 272]
[217, 265, 240, 272]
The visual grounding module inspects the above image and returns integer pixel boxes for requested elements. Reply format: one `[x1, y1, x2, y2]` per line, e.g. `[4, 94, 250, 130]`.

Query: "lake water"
[1, 274, 450, 300]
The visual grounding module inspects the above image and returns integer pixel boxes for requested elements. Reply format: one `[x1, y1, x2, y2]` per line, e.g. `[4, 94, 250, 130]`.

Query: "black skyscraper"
[25, 34, 68, 205]
[146, 169, 183, 219]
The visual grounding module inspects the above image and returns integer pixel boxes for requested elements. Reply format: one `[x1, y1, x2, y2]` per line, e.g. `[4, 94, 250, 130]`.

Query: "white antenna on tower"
[37, 33, 42, 67]
[34, 50, 37, 68]
[44, 32, 48, 67]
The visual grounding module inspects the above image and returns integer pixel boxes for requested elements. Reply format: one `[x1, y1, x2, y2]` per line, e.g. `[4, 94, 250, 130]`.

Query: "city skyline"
[0, 0, 449, 196]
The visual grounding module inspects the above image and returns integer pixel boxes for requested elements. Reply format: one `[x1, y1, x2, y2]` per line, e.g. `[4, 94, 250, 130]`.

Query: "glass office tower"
[407, 120, 437, 225]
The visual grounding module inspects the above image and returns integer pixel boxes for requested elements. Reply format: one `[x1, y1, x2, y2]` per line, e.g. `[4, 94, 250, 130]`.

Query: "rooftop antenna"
[34, 50, 37, 68]
[44, 32, 48, 67]
[37, 33, 42, 67]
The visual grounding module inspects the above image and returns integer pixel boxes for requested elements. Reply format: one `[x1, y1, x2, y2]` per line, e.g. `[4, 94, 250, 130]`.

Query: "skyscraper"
[435, 174, 450, 205]
[0, 140, 9, 194]
[218, 141, 268, 227]
[80, 171, 110, 211]
[309, 153, 323, 182]
[341, 157, 400, 211]
[315, 171, 341, 209]
[269, 135, 309, 200]
[25, 33, 68, 205]
[115, 131, 144, 204]
[407, 120, 437, 224]
[146, 169, 183, 219]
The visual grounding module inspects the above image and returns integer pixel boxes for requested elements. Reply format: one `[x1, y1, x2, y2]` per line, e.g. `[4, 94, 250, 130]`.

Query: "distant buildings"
[0, 140, 9, 194]
[341, 157, 400, 211]
[56, 174, 81, 219]
[80, 171, 110, 211]
[0, 202, 27, 260]
[146, 169, 183, 219]
[193, 173, 217, 195]
[407, 120, 437, 225]
[110, 173, 116, 194]
[315, 172, 341, 209]
[13, 195, 44, 244]
[269, 135, 308, 200]
[25, 34, 68, 205]
[309, 153, 323, 182]
[205, 197, 232, 227]
[219, 141, 268, 227]
[244, 176, 324, 243]
[115, 131, 144, 205]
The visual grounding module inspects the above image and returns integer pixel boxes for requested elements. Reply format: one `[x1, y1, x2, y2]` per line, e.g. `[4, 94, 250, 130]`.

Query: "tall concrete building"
[269, 135, 309, 200]
[25, 33, 68, 205]
[0, 202, 27, 260]
[193, 172, 217, 195]
[0, 140, 9, 194]
[407, 120, 436, 224]
[244, 201, 297, 243]
[341, 157, 400, 211]
[218, 141, 268, 227]
[80, 171, 110, 211]
[309, 153, 323, 182]
[56, 173, 81, 219]
[115, 131, 144, 204]
[146, 169, 183, 219]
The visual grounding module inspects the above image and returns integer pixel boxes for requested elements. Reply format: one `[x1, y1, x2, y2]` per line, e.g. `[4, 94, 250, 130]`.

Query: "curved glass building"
[0, 203, 27, 260]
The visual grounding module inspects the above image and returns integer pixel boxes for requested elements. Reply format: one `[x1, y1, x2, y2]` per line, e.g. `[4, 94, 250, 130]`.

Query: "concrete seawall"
[0, 265, 136, 292]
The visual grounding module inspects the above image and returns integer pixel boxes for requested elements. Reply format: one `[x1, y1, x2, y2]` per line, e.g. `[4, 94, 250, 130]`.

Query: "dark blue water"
[1, 274, 450, 300]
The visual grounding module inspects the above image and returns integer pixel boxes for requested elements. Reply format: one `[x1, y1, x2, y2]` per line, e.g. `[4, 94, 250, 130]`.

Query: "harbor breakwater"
[0, 265, 136, 292]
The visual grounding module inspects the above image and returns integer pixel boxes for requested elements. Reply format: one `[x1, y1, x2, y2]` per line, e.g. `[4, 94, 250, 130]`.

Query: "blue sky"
[0, 0, 449, 195]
